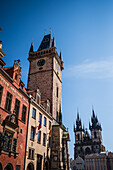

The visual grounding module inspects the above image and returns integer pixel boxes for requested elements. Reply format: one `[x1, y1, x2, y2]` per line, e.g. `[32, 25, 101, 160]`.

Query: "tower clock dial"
[37, 59, 45, 67]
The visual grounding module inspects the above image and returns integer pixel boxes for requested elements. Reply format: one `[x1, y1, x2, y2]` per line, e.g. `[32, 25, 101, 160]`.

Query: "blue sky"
[1, 0, 113, 158]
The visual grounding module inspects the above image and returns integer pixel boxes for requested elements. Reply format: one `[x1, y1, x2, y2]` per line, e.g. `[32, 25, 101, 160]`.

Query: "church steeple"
[75, 112, 83, 131]
[90, 108, 102, 130]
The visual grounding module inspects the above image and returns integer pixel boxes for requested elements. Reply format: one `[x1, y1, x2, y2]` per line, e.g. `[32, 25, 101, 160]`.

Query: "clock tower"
[27, 34, 64, 120]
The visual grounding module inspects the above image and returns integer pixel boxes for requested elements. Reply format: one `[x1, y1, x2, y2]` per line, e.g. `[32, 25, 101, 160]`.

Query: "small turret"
[29, 42, 33, 52]
[52, 37, 56, 47]
[60, 51, 62, 61]
[76, 112, 83, 131]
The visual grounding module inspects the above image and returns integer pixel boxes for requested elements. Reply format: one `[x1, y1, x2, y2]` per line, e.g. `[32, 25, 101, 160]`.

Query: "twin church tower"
[74, 109, 105, 160]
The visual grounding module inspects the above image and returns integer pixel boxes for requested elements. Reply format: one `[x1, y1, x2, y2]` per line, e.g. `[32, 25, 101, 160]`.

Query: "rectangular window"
[28, 148, 31, 158]
[16, 165, 21, 170]
[44, 117, 46, 126]
[14, 98, 20, 118]
[32, 149, 34, 159]
[28, 148, 34, 159]
[5, 91, 12, 112]
[0, 85, 3, 105]
[32, 108, 36, 119]
[22, 105, 27, 122]
[49, 121, 51, 130]
[56, 87, 58, 97]
[37, 131, 41, 144]
[39, 113, 42, 122]
[30, 126, 35, 140]
[12, 138, 17, 152]
[43, 133, 46, 146]
[3, 131, 12, 151]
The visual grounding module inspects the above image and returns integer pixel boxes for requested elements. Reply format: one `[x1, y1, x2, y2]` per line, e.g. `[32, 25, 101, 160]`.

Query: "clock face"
[37, 59, 45, 67]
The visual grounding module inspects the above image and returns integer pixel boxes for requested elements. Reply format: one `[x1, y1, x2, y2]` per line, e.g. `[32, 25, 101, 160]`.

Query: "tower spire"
[92, 106, 95, 118]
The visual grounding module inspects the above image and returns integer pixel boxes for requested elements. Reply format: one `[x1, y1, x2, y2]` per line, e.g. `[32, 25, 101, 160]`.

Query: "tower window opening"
[77, 134, 80, 140]
[56, 111, 58, 121]
[94, 131, 97, 138]
[56, 87, 59, 98]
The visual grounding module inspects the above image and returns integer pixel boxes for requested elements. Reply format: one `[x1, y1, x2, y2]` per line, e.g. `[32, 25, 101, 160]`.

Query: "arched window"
[85, 147, 91, 155]
[4, 163, 13, 170]
[27, 162, 34, 170]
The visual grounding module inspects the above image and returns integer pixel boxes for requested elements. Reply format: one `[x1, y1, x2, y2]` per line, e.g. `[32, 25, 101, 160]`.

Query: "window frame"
[28, 148, 34, 160]
[43, 133, 46, 146]
[30, 126, 35, 141]
[37, 131, 41, 144]
[21, 104, 27, 123]
[16, 165, 21, 170]
[49, 121, 51, 130]
[0, 85, 3, 105]
[14, 98, 20, 118]
[5, 91, 12, 112]
[32, 108, 36, 119]
[56, 87, 59, 98]
[12, 138, 17, 153]
[39, 113, 42, 122]
[44, 117, 46, 127]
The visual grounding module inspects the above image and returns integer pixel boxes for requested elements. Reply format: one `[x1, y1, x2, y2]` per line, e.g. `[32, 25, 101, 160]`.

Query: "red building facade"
[0, 44, 29, 170]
